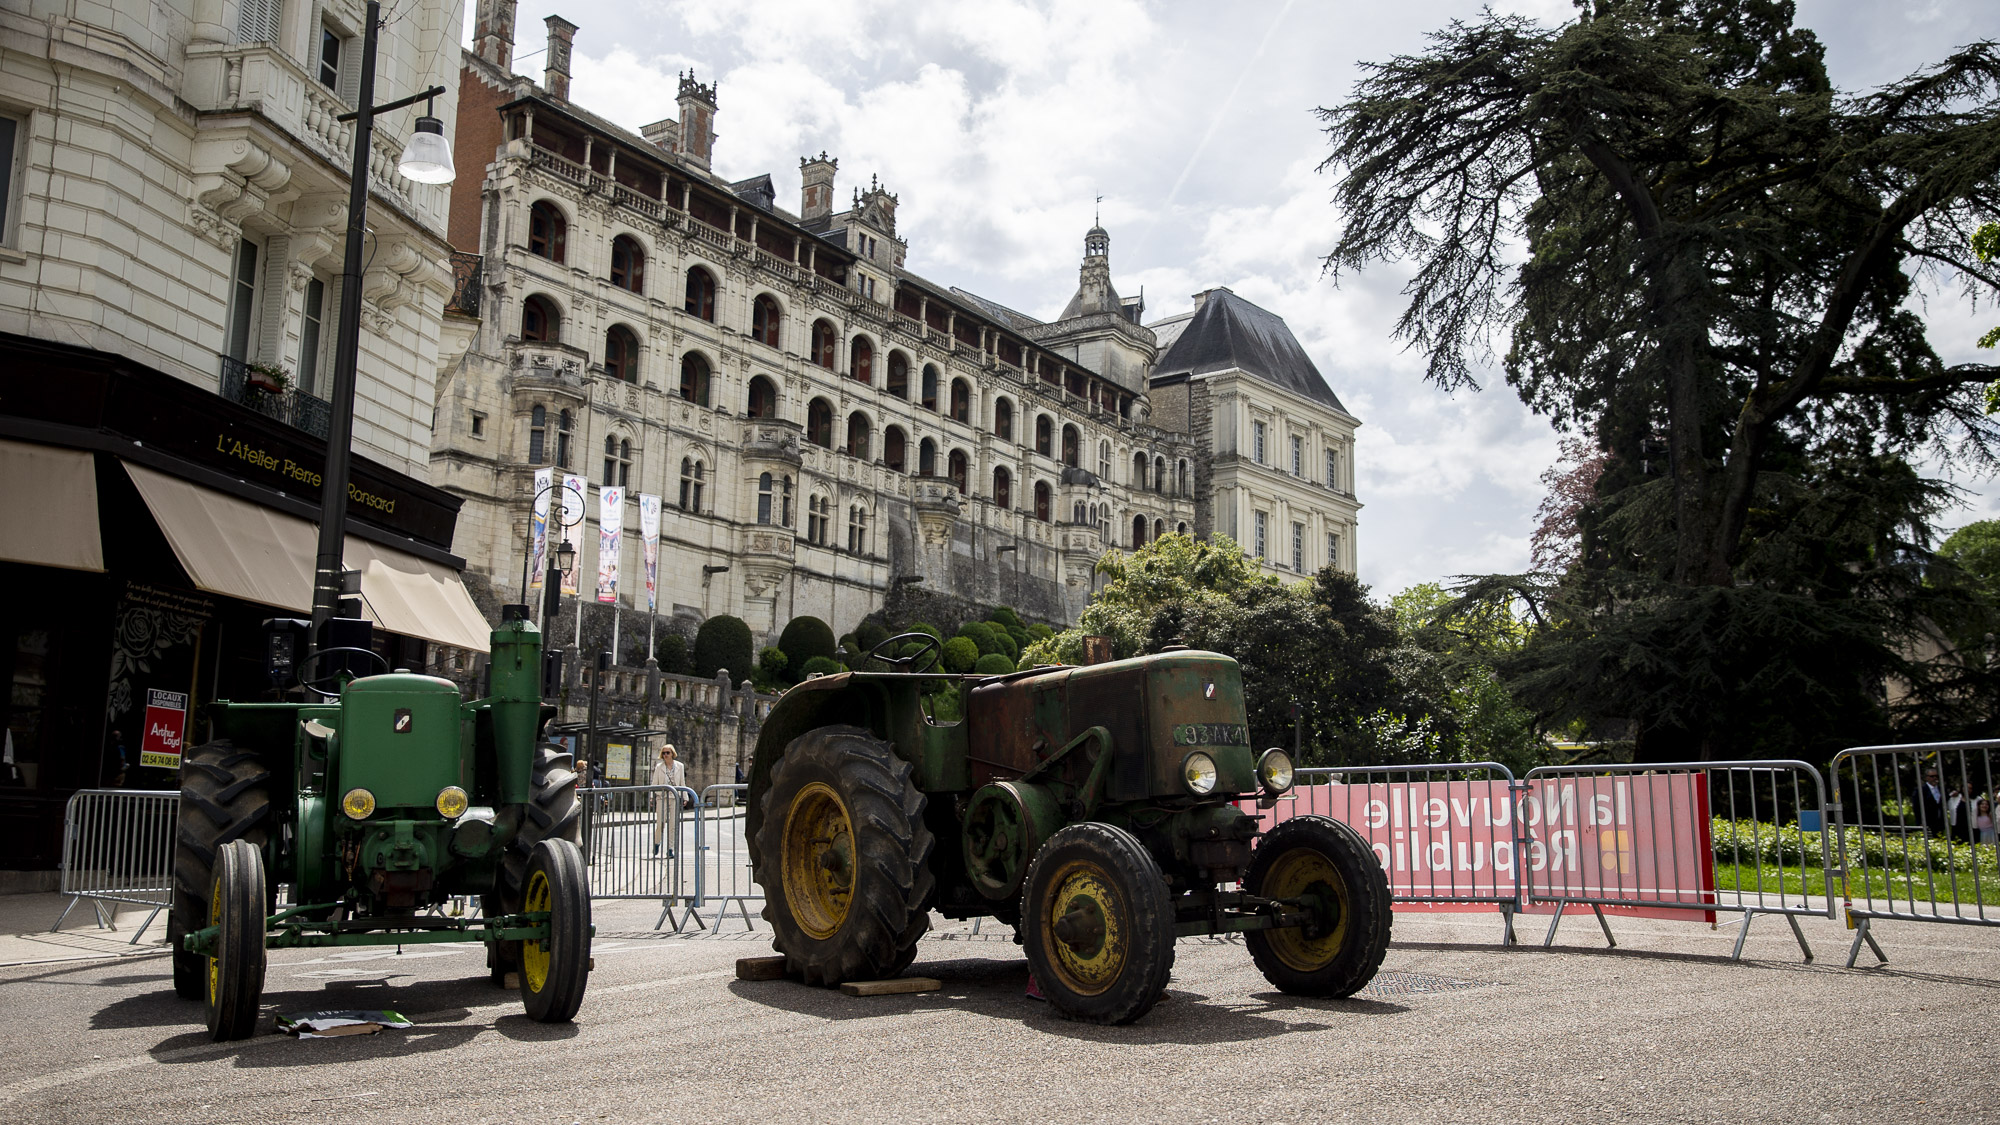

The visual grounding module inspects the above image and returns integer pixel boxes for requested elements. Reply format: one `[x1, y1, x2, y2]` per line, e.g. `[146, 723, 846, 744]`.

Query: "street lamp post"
[519, 477, 584, 627]
[307, 0, 455, 649]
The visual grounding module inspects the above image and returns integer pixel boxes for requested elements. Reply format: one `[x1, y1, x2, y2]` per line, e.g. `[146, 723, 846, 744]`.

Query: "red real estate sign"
[139, 689, 188, 769]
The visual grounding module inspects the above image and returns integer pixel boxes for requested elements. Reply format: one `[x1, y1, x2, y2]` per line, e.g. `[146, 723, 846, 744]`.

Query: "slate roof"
[947, 287, 1043, 332]
[1147, 289, 1345, 413]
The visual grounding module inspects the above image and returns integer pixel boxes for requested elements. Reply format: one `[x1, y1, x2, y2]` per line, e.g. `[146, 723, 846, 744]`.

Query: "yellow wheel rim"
[206, 871, 223, 1005]
[1263, 847, 1350, 972]
[522, 869, 552, 993]
[781, 782, 854, 940]
[1041, 860, 1127, 996]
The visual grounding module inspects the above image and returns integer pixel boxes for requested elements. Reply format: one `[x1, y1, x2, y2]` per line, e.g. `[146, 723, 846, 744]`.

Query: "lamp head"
[397, 114, 456, 185]
[554, 539, 576, 571]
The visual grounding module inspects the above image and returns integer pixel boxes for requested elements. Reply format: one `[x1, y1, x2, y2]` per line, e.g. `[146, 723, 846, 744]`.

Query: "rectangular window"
[0, 115, 17, 242]
[1254, 510, 1267, 559]
[1290, 435, 1302, 476]
[1327, 532, 1340, 569]
[226, 238, 260, 362]
[1251, 421, 1266, 465]
[470, 412, 486, 437]
[297, 277, 326, 394]
[1326, 448, 1338, 490]
[319, 27, 342, 91]
[1291, 523, 1304, 572]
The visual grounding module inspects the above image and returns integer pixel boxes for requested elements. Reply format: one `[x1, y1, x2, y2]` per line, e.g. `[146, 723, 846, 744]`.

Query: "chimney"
[543, 16, 577, 100]
[800, 152, 837, 221]
[640, 118, 679, 154]
[473, 0, 517, 69]
[676, 71, 717, 170]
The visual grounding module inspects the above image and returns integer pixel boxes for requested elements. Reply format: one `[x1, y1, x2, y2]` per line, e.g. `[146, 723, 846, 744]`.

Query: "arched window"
[950, 379, 970, 423]
[678, 458, 704, 512]
[1098, 441, 1111, 479]
[782, 475, 794, 527]
[1154, 456, 1167, 494]
[529, 404, 547, 463]
[993, 467, 1012, 510]
[887, 352, 910, 399]
[746, 375, 777, 419]
[847, 505, 869, 554]
[846, 412, 871, 460]
[1035, 415, 1052, 456]
[751, 295, 781, 347]
[521, 295, 558, 342]
[921, 364, 939, 410]
[1033, 481, 1051, 522]
[1133, 452, 1148, 489]
[1072, 501, 1086, 524]
[1178, 459, 1190, 497]
[609, 235, 644, 292]
[948, 449, 968, 493]
[684, 266, 716, 321]
[604, 325, 639, 382]
[807, 398, 833, 448]
[555, 409, 573, 468]
[1177, 521, 1188, 535]
[602, 434, 631, 487]
[757, 472, 773, 525]
[1061, 425, 1080, 468]
[917, 437, 937, 477]
[679, 353, 711, 405]
[807, 494, 831, 545]
[850, 337, 873, 384]
[884, 426, 907, 473]
[1155, 517, 1165, 540]
[994, 398, 1013, 440]
[1132, 515, 1147, 548]
[528, 200, 566, 262]
[811, 320, 837, 369]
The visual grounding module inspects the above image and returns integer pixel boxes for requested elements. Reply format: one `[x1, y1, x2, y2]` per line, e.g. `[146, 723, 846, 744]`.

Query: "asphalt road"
[2, 905, 1996, 1125]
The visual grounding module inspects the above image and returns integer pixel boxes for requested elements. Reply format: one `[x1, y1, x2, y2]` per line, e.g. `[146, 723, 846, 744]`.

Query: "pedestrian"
[1919, 766, 1966, 839]
[651, 744, 684, 857]
[1976, 796, 1994, 846]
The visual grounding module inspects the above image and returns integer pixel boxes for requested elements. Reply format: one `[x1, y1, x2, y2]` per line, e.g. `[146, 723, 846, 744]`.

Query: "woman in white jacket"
[651, 744, 685, 856]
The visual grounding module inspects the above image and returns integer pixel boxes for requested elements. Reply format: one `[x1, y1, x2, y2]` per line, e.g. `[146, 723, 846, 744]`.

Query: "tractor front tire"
[170, 740, 271, 1000]
[493, 743, 582, 986]
[1020, 822, 1175, 1025]
[1243, 815, 1392, 998]
[204, 839, 268, 1041]
[520, 838, 591, 1022]
[755, 725, 935, 986]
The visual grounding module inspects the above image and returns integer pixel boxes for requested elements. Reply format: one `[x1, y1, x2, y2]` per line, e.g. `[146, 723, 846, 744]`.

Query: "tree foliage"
[776, 616, 837, 682]
[1323, 0, 2000, 758]
[692, 615, 754, 681]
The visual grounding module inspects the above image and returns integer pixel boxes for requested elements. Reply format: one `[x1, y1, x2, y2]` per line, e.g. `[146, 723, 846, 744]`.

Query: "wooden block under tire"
[839, 977, 940, 997]
[503, 971, 520, 990]
[736, 955, 788, 981]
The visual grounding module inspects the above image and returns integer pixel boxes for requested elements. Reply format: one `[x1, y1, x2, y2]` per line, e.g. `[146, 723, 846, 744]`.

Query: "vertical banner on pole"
[638, 493, 661, 613]
[596, 485, 623, 604]
[560, 472, 586, 595]
[528, 466, 553, 589]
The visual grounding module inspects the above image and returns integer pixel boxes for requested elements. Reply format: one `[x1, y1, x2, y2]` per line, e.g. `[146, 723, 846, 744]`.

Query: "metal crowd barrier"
[1829, 739, 1999, 967]
[686, 783, 762, 932]
[1287, 764, 1525, 944]
[1521, 761, 1834, 962]
[579, 783, 699, 929]
[52, 789, 178, 943]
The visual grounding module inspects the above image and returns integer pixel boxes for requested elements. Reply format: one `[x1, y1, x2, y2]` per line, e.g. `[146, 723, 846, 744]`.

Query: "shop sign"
[139, 689, 188, 769]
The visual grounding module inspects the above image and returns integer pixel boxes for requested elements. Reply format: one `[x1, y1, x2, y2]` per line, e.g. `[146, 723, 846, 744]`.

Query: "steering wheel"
[295, 646, 392, 698]
[866, 631, 943, 674]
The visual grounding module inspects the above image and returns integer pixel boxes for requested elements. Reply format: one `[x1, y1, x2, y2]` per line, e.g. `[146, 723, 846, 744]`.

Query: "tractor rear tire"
[755, 725, 935, 986]
[1243, 815, 1392, 998]
[520, 838, 591, 1023]
[170, 740, 271, 1000]
[492, 743, 582, 986]
[1020, 822, 1176, 1025]
[204, 839, 268, 1041]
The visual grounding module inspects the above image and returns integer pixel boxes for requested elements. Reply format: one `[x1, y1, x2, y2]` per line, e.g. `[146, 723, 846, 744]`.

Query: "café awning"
[123, 461, 491, 652]
[0, 439, 104, 572]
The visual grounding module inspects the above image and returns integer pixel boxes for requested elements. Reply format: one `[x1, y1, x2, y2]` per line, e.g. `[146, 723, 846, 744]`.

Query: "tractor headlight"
[1182, 752, 1219, 796]
[341, 787, 376, 820]
[1257, 748, 1295, 794]
[435, 786, 470, 819]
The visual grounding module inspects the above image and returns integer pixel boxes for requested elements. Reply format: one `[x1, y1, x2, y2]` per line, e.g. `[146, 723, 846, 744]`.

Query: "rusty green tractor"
[745, 635, 1391, 1024]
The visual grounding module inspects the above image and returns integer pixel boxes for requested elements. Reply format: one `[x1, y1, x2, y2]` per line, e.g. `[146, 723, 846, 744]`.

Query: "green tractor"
[746, 634, 1392, 1024]
[167, 608, 593, 1040]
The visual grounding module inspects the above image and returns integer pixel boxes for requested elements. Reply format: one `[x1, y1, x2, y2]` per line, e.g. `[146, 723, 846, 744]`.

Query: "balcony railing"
[219, 355, 332, 439]
[447, 252, 482, 318]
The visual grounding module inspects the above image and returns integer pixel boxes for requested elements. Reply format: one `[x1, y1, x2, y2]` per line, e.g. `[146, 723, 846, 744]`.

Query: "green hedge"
[1710, 817, 1998, 876]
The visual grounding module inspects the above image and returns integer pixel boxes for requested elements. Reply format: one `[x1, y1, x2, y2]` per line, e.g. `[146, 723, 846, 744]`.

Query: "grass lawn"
[1713, 860, 2000, 909]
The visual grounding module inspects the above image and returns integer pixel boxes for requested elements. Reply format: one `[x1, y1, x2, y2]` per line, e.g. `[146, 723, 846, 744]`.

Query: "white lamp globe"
[398, 116, 455, 185]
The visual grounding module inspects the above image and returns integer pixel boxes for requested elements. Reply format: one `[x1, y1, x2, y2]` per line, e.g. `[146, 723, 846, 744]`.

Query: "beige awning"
[0, 440, 104, 572]
[123, 462, 490, 653]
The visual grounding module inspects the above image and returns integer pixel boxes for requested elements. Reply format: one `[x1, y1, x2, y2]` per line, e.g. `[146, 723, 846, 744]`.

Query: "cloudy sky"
[468, 0, 1997, 596]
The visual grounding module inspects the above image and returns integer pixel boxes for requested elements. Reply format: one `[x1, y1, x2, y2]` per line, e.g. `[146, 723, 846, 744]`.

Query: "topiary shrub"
[656, 632, 692, 675]
[957, 621, 1002, 656]
[799, 655, 845, 678]
[973, 653, 1016, 675]
[855, 620, 890, 654]
[1027, 623, 1054, 642]
[985, 628, 1020, 661]
[905, 621, 943, 643]
[777, 616, 838, 680]
[758, 647, 789, 684]
[942, 636, 980, 673]
[988, 606, 1023, 630]
[692, 615, 754, 681]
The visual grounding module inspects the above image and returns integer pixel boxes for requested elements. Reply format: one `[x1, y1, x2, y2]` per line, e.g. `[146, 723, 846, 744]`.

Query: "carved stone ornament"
[189, 205, 236, 250]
